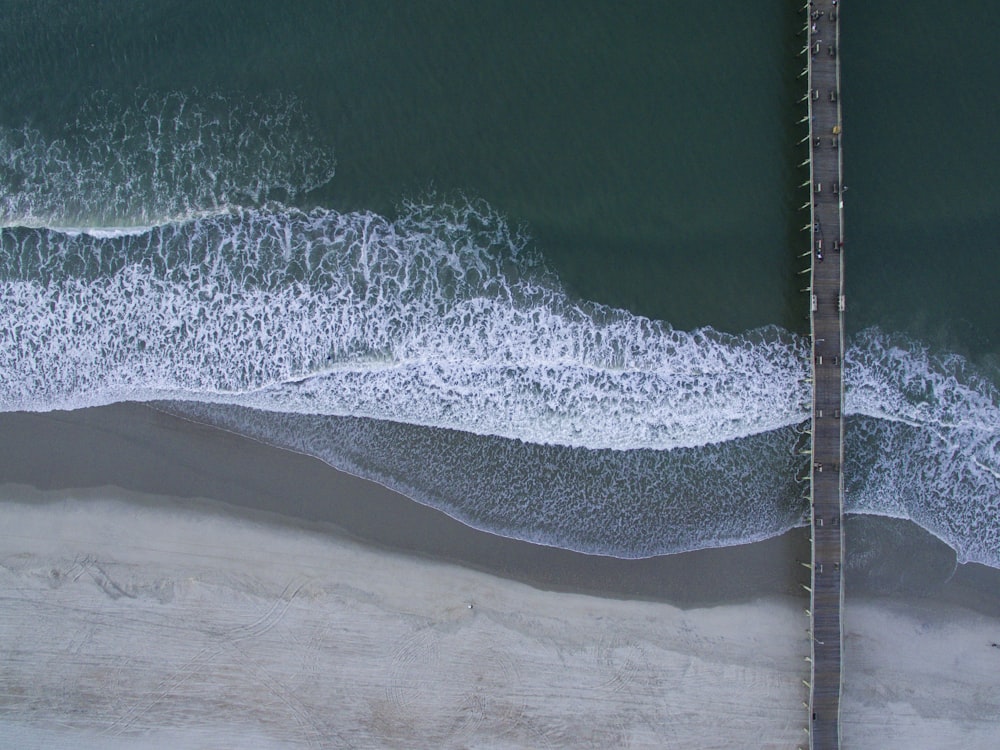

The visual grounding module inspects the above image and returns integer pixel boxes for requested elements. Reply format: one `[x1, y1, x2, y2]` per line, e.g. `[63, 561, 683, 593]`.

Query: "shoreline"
[2, 404, 998, 613]
[0, 403, 812, 607]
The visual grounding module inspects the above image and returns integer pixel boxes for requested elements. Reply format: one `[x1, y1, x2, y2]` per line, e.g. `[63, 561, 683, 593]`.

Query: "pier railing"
[798, 2, 845, 749]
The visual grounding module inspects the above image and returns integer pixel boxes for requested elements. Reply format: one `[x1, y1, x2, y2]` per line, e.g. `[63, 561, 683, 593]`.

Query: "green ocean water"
[3, 0, 995, 351]
[2, 1, 998, 563]
[842, 1, 1000, 364]
[1, 0, 804, 332]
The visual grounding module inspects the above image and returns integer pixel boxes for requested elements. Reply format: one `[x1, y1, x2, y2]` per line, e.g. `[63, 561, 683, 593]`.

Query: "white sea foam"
[162, 330, 1000, 563]
[843, 330, 1000, 566]
[0, 203, 810, 451]
[1, 197, 997, 561]
[1, 201, 997, 563]
[0, 91, 335, 229]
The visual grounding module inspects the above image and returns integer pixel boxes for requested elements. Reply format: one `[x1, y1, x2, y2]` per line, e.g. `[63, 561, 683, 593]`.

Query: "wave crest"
[0, 201, 809, 450]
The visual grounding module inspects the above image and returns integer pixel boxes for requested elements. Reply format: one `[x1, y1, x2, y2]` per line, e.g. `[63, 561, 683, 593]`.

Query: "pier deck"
[802, 2, 845, 749]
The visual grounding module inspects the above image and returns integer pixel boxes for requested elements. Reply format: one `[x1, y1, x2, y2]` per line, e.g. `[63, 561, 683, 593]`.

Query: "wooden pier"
[801, 2, 845, 749]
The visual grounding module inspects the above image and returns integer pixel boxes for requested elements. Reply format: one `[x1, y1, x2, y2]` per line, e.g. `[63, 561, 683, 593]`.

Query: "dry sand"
[1, 489, 808, 749]
[842, 597, 1000, 749]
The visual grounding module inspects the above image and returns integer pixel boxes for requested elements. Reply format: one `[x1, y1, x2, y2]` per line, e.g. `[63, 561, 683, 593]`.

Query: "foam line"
[0, 203, 811, 451]
[843, 330, 1000, 566]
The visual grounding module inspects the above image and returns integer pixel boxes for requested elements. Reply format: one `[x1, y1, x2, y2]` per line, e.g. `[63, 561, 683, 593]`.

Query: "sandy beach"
[1, 406, 998, 748]
[2, 489, 811, 748]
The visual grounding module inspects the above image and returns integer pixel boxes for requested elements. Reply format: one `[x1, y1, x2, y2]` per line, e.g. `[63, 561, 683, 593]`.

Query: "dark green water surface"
[842, 1, 1000, 364]
[2, 0, 803, 332]
[3, 0, 994, 353]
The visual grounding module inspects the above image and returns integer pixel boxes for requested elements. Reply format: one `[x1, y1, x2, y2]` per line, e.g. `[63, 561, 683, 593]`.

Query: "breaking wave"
[0, 201, 996, 561]
[0, 202, 810, 451]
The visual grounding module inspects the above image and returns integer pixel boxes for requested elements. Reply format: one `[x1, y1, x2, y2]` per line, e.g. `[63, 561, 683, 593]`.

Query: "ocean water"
[1, 2, 997, 564]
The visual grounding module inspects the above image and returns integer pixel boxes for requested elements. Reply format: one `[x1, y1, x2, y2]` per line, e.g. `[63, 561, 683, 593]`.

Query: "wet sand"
[0, 404, 810, 606]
